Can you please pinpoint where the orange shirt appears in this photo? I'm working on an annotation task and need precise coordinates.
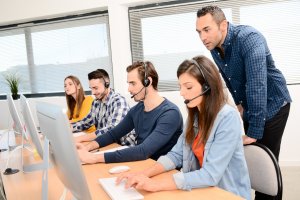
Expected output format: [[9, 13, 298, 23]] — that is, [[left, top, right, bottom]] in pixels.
[[192, 132, 205, 167], [68, 95, 96, 133]]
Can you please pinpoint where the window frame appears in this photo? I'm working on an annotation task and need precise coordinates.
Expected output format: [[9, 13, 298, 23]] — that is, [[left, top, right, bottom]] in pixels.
[[0, 10, 112, 100], [129, 0, 299, 92]]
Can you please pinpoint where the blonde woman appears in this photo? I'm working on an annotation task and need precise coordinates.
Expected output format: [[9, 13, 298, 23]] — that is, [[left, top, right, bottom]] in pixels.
[[64, 75, 96, 133]]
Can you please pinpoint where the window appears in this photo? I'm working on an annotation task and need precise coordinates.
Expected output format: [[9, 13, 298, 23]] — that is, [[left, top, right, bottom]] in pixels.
[[239, 1, 300, 84], [0, 12, 112, 96], [129, 0, 300, 91]]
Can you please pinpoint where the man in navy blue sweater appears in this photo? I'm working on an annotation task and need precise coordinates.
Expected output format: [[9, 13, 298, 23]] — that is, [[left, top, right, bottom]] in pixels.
[[77, 61, 183, 163]]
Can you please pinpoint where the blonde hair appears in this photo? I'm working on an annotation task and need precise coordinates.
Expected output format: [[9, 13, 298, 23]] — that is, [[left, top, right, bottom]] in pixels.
[[64, 75, 85, 119]]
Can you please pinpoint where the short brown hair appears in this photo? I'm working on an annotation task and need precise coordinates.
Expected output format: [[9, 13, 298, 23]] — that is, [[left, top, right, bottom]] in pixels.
[[88, 69, 110, 81], [197, 5, 226, 25], [126, 61, 159, 90]]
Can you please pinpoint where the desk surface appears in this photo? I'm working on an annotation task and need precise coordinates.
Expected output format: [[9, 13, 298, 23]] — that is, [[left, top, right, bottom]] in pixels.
[[0, 143, 244, 200]]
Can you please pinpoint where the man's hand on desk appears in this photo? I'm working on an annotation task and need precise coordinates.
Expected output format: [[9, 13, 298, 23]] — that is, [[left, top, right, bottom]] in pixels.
[[74, 136, 83, 144], [76, 142, 88, 150], [74, 132, 97, 143], [76, 141, 104, 164], [77, 148, 104, 164], [76, 140, 99, 151]]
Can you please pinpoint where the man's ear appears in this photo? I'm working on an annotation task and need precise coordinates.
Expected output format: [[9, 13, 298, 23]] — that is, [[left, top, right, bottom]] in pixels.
[[220, 20, 227, 32]]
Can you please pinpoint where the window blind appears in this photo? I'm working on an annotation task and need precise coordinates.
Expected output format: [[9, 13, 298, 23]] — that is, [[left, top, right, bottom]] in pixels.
[[129, 0, 300, 91], [0, 13, 112, 95]]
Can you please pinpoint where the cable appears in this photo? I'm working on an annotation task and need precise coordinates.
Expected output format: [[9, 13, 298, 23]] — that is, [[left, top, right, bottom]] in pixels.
[[0, 129, 9, 152], [59, 187, 68, 200], [3, 137, 21, 175]]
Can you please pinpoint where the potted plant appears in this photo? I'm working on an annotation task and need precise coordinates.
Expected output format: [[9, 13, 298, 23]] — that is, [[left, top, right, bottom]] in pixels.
[[3, 72, 20, 100]]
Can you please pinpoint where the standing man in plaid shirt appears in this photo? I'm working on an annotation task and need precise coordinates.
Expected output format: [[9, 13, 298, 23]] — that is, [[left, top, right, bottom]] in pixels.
[[71, 69, 135, 146], [196, 6, 291, 200]]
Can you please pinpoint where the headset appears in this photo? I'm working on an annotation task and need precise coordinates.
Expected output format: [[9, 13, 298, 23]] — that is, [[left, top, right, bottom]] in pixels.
[[96, 69, 110, 88], [142, 62, 150, 87], [190, 59, 210, 93], [103, 78, 110, 88]]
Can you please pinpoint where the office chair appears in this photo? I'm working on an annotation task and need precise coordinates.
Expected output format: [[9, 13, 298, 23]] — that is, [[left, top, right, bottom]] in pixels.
[[244, 142, 283, 200]]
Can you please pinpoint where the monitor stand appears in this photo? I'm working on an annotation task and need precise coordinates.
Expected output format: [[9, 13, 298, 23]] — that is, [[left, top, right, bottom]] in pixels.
[[2, 129, 19, 175], [0, 129, 13, 152], [20, 130, 52, 173], [41, 137, 49, 200]]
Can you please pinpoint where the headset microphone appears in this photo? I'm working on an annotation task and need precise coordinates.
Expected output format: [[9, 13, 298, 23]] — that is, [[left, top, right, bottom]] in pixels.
[[184, 87, 210, 104], [131, 86, 145, 98]]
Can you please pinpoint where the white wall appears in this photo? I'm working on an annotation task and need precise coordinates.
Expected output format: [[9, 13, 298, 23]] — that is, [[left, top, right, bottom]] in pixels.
[[0, 0, 108, 26], [279, 85, 300, 166], [0, 0, 299, 166]]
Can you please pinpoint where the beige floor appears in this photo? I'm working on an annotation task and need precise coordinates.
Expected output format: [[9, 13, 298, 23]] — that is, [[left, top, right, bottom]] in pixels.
[[251, 166, 300, 200]]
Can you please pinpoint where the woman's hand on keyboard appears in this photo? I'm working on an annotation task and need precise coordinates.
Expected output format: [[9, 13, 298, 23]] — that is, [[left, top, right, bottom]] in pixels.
[[125, 174, 159, 192], [116, 172, 159, 192], [116, 171, 144, 185], [116, 171, 141, 181]]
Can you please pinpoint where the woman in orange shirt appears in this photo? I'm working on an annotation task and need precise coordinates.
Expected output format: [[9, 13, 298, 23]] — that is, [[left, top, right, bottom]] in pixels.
[[64, 75, 96, 133]]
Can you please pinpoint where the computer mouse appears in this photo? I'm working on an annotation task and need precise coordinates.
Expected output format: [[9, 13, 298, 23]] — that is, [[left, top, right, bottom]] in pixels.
[[3, 167, 19, 175], [4, 168, 12, 174], [109, 165, 130, 174]]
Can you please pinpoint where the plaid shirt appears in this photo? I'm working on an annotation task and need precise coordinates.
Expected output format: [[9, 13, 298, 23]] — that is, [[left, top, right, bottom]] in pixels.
[[71, 89, 136, 146], [211, 22, 291, 139]]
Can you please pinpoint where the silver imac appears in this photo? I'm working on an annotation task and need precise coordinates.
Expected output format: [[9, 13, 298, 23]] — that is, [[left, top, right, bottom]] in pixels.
[[7, 94, 28, 141], [20, 94, 48, 173], [3, 94, 32, 175], [20, 94, 43, 158], [36, 101, 92, 200]]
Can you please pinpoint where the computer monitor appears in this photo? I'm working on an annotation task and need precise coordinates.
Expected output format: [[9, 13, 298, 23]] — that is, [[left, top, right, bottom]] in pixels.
[[36, 101, 92, 200], [20, 94, 43, 159], [7, 94, 28, 141]]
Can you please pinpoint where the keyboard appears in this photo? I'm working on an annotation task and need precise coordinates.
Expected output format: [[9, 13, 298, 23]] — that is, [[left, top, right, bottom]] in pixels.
[[98, 177, 144, 200], [0, 130, 16, 150], [81, 146, 129, 165], [94, 145, 129, 154]]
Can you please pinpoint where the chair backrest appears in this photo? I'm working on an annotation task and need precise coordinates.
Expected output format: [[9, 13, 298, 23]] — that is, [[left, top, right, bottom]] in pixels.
[[244, 142, 282, 200]]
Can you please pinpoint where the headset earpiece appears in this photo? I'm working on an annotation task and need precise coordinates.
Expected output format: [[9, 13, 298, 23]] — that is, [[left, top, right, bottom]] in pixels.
[[143, 78, 150, 87], [104, 81, 110, 88], [102, 77, 109, 88], [202, 83, 210, 93], [143, 62, 150, 87], [191, 59, 211, 94]]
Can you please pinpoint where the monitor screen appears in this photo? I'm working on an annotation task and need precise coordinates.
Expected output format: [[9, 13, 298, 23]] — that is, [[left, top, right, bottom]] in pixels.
[[20, 94, 43, 159], [7, 94, 28, 140], [36, 101, 91, 200]]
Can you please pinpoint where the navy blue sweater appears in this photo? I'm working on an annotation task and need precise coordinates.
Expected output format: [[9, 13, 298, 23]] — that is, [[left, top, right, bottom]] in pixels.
[[95, 98, 183, 163]]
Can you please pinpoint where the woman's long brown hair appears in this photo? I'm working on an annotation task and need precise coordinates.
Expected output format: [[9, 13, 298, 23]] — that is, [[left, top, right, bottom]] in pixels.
[[177, 56, 227, 145], [64, 75, 85, 120]]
